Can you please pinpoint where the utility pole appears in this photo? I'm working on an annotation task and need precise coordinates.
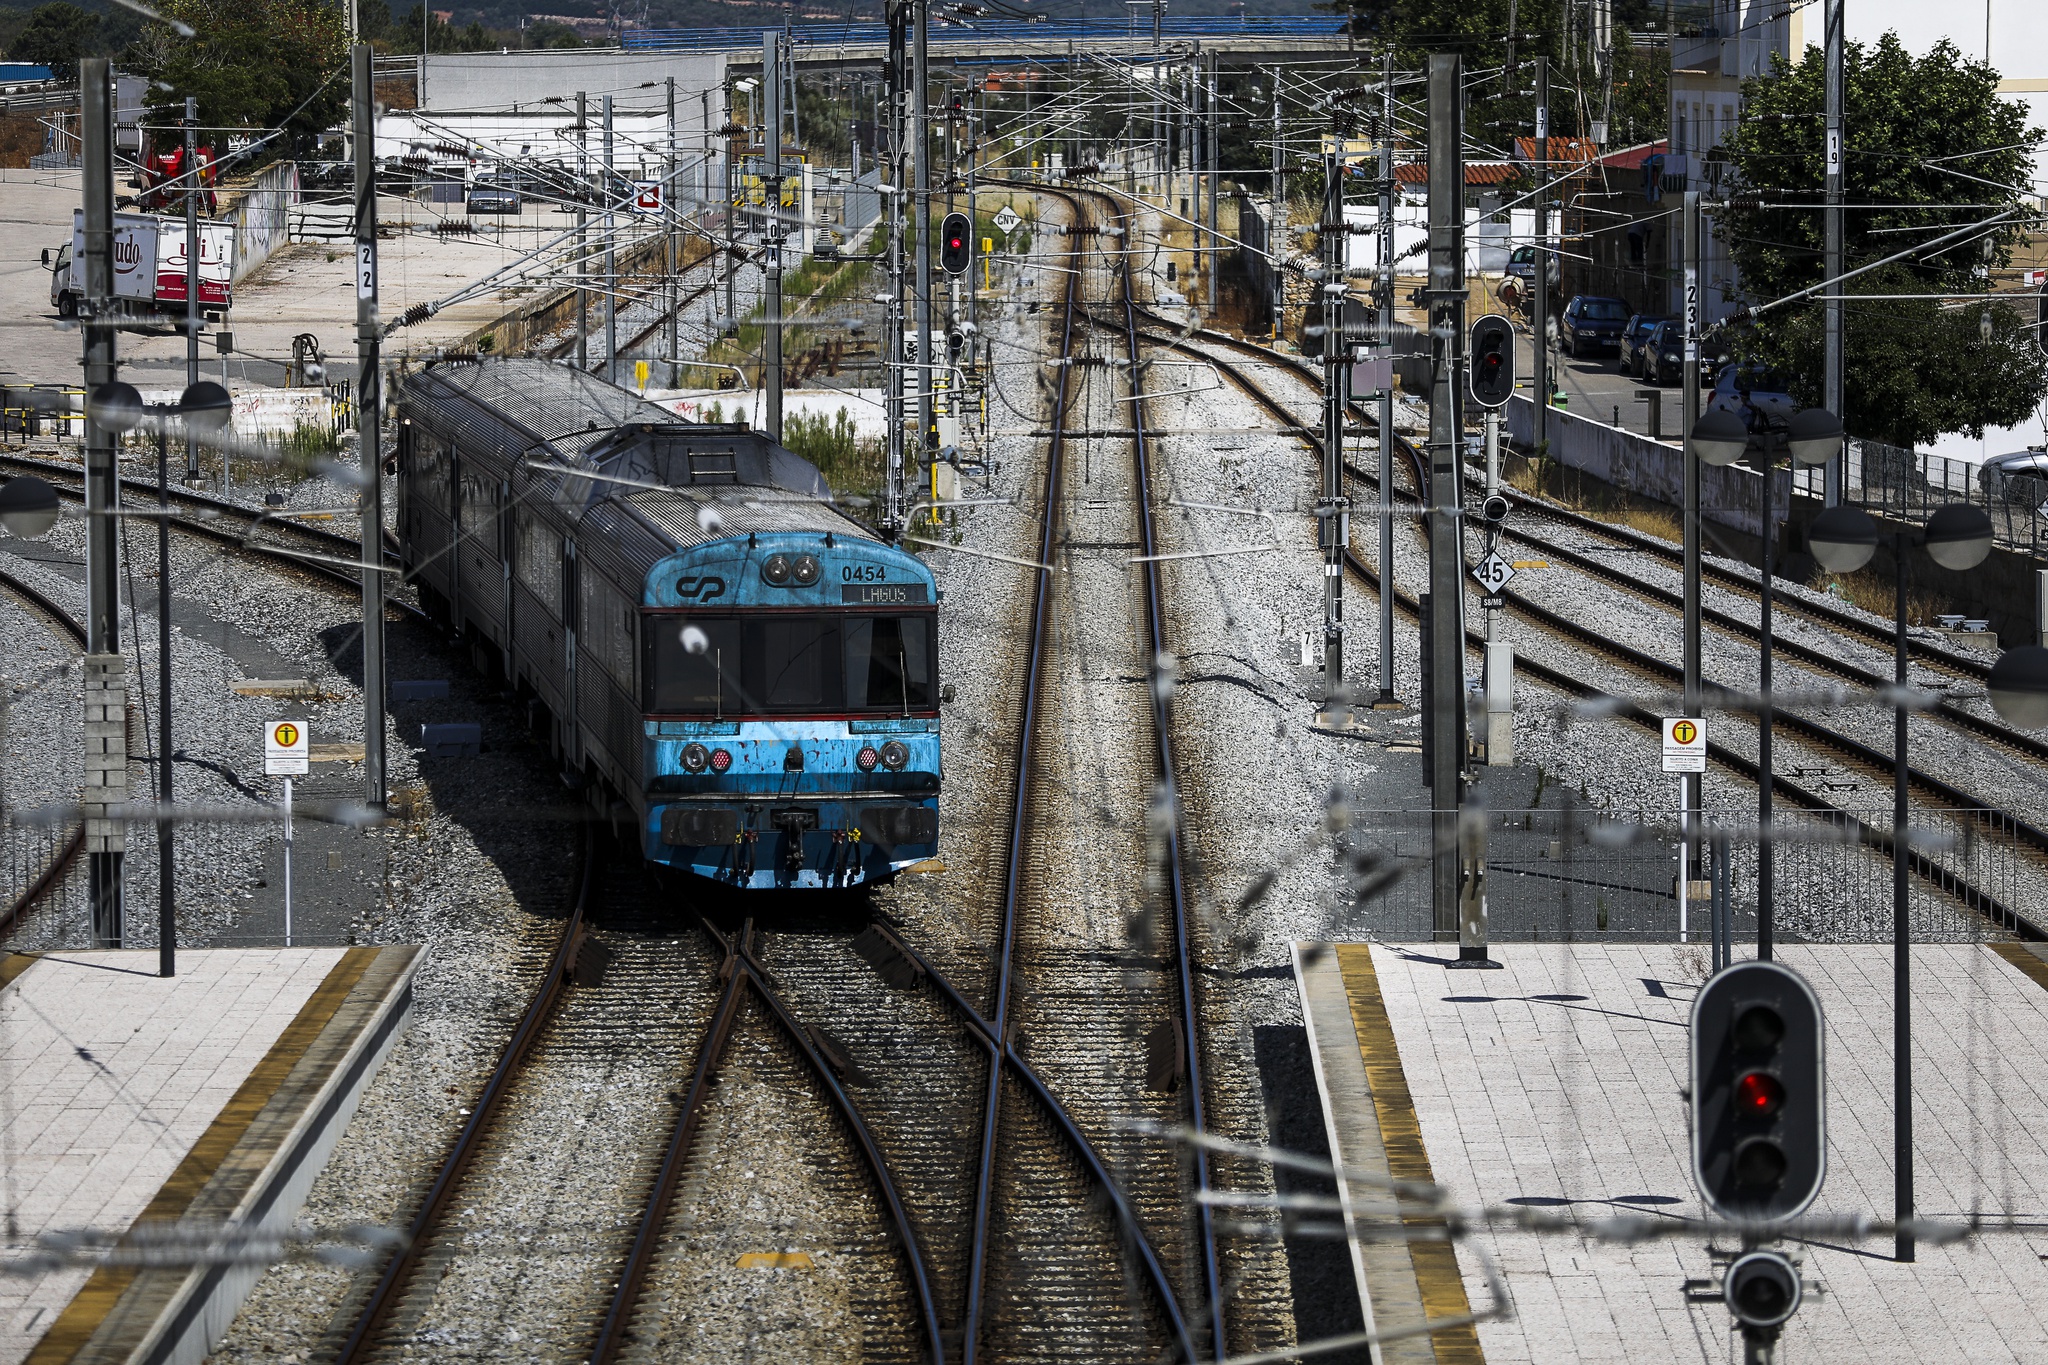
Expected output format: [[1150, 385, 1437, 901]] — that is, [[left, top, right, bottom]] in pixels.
[[575, 91, 587, 371], [603, 94, 617, 386], [1151, 0, 1164, 188], [354, 43, 387, 815], [1376, 50, 1396, 706], [763, 30, 784, 439], [667, 76, 679, 387], [1823, 0, 1844, 506], [81, 58, 125, 949], [913, 0, 935, 465], [1205, 50, 1218, 315], [1270, 78, 1282, 342], [183, 97, 199, 481], [724, 81, 737, 328], [1532, 56, 1550, 453], [1426, 53, 1466, 946], [1681, 189, 1704, 900], [1318, 138, 1346, 705], [883, 0, 909, 538]]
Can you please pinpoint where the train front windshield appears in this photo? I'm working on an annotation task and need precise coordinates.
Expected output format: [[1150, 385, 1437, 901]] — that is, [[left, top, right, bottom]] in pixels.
[[645, 613, 936, 716]]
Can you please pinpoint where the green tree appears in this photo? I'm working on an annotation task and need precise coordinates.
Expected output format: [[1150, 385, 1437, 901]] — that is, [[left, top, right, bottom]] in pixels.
[[9, 1, 98, 81], [129, 0, 347, 157], [1718, 33, 2047, 448]]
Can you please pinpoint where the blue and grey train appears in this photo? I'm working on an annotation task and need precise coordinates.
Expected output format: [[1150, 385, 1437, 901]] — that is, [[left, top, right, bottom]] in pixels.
[[395, 358, 940, 889]]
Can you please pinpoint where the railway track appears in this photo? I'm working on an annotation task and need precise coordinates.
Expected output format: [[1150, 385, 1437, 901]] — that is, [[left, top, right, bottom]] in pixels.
[[0, 566, 87, 934], [0, 450, 418, 615], [1131, 319, 2045, 939], [333, 840, 944, 1363]]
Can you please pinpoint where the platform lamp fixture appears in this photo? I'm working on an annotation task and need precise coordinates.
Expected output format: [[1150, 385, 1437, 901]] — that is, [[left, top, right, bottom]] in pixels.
[[1686, 402, 1843, 960], [85, 378, 233, 978], [1806, 496, 2000, 1265]]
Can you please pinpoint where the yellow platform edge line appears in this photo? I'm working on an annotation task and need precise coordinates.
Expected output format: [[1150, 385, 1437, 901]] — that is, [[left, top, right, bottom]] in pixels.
[[1333, 943, 1486, 1365], [24, 947, 379, 1365]]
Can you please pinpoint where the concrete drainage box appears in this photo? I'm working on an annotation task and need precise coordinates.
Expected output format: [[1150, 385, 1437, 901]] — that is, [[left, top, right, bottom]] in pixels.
[[420, 722, 481, 758]]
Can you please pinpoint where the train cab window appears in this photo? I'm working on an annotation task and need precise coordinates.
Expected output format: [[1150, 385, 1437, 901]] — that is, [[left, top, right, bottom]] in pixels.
[[750, 618, 829, 709], [646, 618, 741, 712], [843, 615, 933, 710], [644, 612, 938, 716]]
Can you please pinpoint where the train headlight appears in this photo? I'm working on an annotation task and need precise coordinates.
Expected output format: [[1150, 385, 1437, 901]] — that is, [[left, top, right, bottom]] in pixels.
[[761, 553, 792, 586], [709, 747, 733, 773], [681, 742, 710, 773], [856, 745, 880, 772], [791, 553, 821, 586], [879, 740, 910, 771]]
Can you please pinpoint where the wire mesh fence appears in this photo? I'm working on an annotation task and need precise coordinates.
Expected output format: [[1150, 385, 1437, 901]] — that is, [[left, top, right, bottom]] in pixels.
[[0, 806, 379, 952], [1338, 807, 2025, 945], [1791, 437, 2047, 558]]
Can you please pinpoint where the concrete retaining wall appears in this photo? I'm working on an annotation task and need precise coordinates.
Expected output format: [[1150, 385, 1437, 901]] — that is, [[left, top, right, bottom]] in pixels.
[[1505, 393, 1788, 540], [222, 160, 300, 282]]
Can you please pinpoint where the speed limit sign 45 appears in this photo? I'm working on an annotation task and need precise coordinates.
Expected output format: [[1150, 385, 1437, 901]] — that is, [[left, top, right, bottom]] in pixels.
[[1471, 551, 1516, 595]]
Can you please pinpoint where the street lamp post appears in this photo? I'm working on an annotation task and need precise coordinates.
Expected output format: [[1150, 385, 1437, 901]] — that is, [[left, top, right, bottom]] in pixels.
[[1807, 498, 1995, 1266], [1687, 403, 1844, 958], [83, 380, 232, 977]]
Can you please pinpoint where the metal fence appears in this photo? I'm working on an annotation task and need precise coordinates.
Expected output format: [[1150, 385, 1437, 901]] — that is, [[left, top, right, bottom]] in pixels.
[[1339, 807, 2024, 945], [0, 810, 376, 952], [1791, 437, 2048, 558]]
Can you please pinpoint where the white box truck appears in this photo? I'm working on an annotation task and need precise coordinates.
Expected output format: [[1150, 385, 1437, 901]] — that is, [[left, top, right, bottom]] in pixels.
[[48, 210, 234, 318]]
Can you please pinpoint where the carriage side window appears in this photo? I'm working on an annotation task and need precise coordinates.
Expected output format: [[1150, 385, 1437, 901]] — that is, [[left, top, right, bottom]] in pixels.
[[413, 437, 451, 513], [581, 574, 638, 682], [843, 615, 934, 710], [514, 508, 561, 607], [458, 473, 499, 557]]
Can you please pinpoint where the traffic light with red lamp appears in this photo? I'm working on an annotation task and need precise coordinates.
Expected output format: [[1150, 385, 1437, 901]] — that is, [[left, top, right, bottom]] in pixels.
[[1468, 314, 1515, 409], [941, 211, 972, 277], [1690, 960, 1824, 1355]]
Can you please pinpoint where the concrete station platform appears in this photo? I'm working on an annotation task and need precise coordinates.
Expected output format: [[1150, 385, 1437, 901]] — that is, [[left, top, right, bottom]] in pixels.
[[0, 945, 420, 1365], [1295, 940, 2048, 1364]]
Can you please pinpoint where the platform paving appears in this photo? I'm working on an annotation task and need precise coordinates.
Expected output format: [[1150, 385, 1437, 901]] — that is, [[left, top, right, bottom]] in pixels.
[[1299, 940, 2048, 1364], [0, 945, 418, 1365]]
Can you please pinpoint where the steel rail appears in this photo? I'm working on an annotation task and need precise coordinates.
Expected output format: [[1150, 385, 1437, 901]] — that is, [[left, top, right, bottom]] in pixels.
[[334, 829, 598, 1364], [955, 186, 1201, 1365], [1105, 198, 1226, 1361], [1126, 319, 2003, 686], [860, 920, 1198, 1356], [0, 566, 87, 935], [958, 182, 1079, 1365], [1117, 329, 2038, 939], [1130, 326, 2048, 885], [587, 924, 748, 1365], [1338, 543, 2037, 938], [731, 932, 950, 1365], [586, 907, 947, 1364], [0, 454, 424, 621]]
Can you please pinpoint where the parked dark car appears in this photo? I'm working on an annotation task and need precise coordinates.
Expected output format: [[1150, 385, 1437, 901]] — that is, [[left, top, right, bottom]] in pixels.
[[1641, 320, 1685, 385], [1639, 321, 1735, 386], [1560, 295, 1630, 357], [1619, 313, 1674, 376], [465, 172, 522, 214], [1506, 245, 1535, 283], [1980, 448, 2048, 504]]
